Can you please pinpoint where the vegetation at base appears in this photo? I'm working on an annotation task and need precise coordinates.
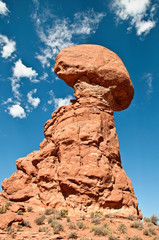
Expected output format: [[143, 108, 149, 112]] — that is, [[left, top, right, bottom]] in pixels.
[[0, 202, 11, 214], [130, 220, 143, 230], [91, 223, 112, 236], [68, 221, 76, 230], [68, 231, 78, 239], [21, 219, 31, 228], [27, 206, 33, 212], [34, 215, 45, 225], [50, 220, 64, 234], [38, 226, 48, 232], [118, 223, 127, 234], [76, 221, 85, 230], [131, 235, 143, 240]]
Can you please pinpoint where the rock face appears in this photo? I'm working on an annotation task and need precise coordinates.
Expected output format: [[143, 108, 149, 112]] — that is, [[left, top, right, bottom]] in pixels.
[[1, 45, 142, 218]]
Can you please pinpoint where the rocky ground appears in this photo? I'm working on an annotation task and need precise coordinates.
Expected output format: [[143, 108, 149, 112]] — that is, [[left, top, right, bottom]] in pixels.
[[0, 202, 158, 240]]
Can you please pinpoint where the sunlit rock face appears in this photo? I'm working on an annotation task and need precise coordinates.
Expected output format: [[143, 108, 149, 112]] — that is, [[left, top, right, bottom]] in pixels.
[[1, 44, 142, 219]]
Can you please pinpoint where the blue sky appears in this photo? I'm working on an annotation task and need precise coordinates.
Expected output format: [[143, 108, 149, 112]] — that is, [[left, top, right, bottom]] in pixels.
[[0, 0, 159, 218]]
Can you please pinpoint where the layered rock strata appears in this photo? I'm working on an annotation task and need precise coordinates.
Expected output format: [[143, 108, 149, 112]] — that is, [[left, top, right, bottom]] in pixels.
[[1, 45, 142, 218]]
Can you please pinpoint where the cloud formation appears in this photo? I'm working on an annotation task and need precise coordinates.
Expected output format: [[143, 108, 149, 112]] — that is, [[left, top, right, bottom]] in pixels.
[[13, 59, 38, 80], [0, 0, 9, 16], [33, 6, 105, 67], [8, 104, 26, 119], [144, 73, 153, 95], [111, 0, 157, 36], [0, 34, 16, 58], [27, 89, 40, 108], [48, 90, 73, 109]]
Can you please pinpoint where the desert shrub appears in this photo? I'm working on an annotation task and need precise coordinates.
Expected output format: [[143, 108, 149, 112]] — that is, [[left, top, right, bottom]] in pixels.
[[118, 223, 127, 234], [148, 227, 157, 235], [51, 220, 64, 234], [76, 221, 85, 230], [17, 209, 24, 215], [127, 215, 134, 221], [153, 237, 159, 240], [108, 235, 118, 240], [143, 229, 150, 236], [105, 214, 111, 218], [131, 220, 143, 230], [144, 217, 151, 222], [68, 231, 78, 239], [60, 209, 68, 218], [53, 211, 62, 220], [91, 215, 101, 225], [44, 208, 54, 215], [68, 221, 76, 230], [80, 237, 89, 240], [131, 235, 143, 240], [48, 216, 54, 224], [38, 226, 48, 232], [0, 204, 9, 214], [91, 223, 111, 236], [125, 237, 131, 240], [150, 214, 159, 225], [27, 206, 33, 212], [21, 219, 31, 228], [5, 226, 14, 234], [34, 215, 45, 225]]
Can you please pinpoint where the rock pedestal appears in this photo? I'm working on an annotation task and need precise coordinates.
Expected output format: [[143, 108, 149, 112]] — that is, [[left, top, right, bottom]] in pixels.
[[1, 45, 142, 219]]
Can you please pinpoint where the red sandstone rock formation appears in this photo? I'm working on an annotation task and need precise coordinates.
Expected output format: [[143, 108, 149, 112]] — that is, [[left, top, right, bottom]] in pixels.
[[0, 45, 142, 219]]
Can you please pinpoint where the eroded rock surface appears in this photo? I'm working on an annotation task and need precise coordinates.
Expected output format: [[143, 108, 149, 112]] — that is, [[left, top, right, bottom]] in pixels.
[[0, 45, 142, 220]]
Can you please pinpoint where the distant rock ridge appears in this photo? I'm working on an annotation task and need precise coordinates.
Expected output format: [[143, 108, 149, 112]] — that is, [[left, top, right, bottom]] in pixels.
[[0, 44, 142, 219]]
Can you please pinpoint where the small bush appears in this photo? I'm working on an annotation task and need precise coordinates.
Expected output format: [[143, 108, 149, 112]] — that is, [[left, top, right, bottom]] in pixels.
[[149, 227, 157, 235], [91, 223, 111, 236], [131, 235, 143, 240], [91, 215, 101, 225], [153, 237, 159, 240], [76, 221, 85, 230], [131, 220, 143, 230], [68, 231, 78, 239], [0, 204, 9, 214], [17, 209, 24, 215], [53, 211, 62, 220], [38, 226, 48, 232], [27, 206, 33, 212], [108, 235, 118, 240], [68, 221, 76, 230], [80, 237, 89, 240], [150, 214, 159, 226], [51, 220, 64, 234], [144, 217, 151, 222], [127, 215, 134, 221], [21, 219, 31, 228], [44, 208, 54, 215], [118, 223, 127, 234], [60, 209, 68, 218], [143, 229, 150, 236], [34, 215, 45, 225]]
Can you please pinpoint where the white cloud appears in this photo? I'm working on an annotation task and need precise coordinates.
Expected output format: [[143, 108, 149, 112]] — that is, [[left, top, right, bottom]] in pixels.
[[2, 97, 13, 105], [0, 34, 16, 58], [27, 89, 40, 108], [144, 73, 153, 95], [33, 7, 105, 67], [13, 59, 38, 81], [53, 95, 73, 109], [48, 90, 73, 109], [111, 0, 157, 36], [0, 0, 9, 15], [8, 104, 26, 119]]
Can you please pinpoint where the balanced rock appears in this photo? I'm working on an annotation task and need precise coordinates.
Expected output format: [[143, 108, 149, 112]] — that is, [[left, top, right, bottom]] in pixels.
[[1, 44, 142, 219]]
